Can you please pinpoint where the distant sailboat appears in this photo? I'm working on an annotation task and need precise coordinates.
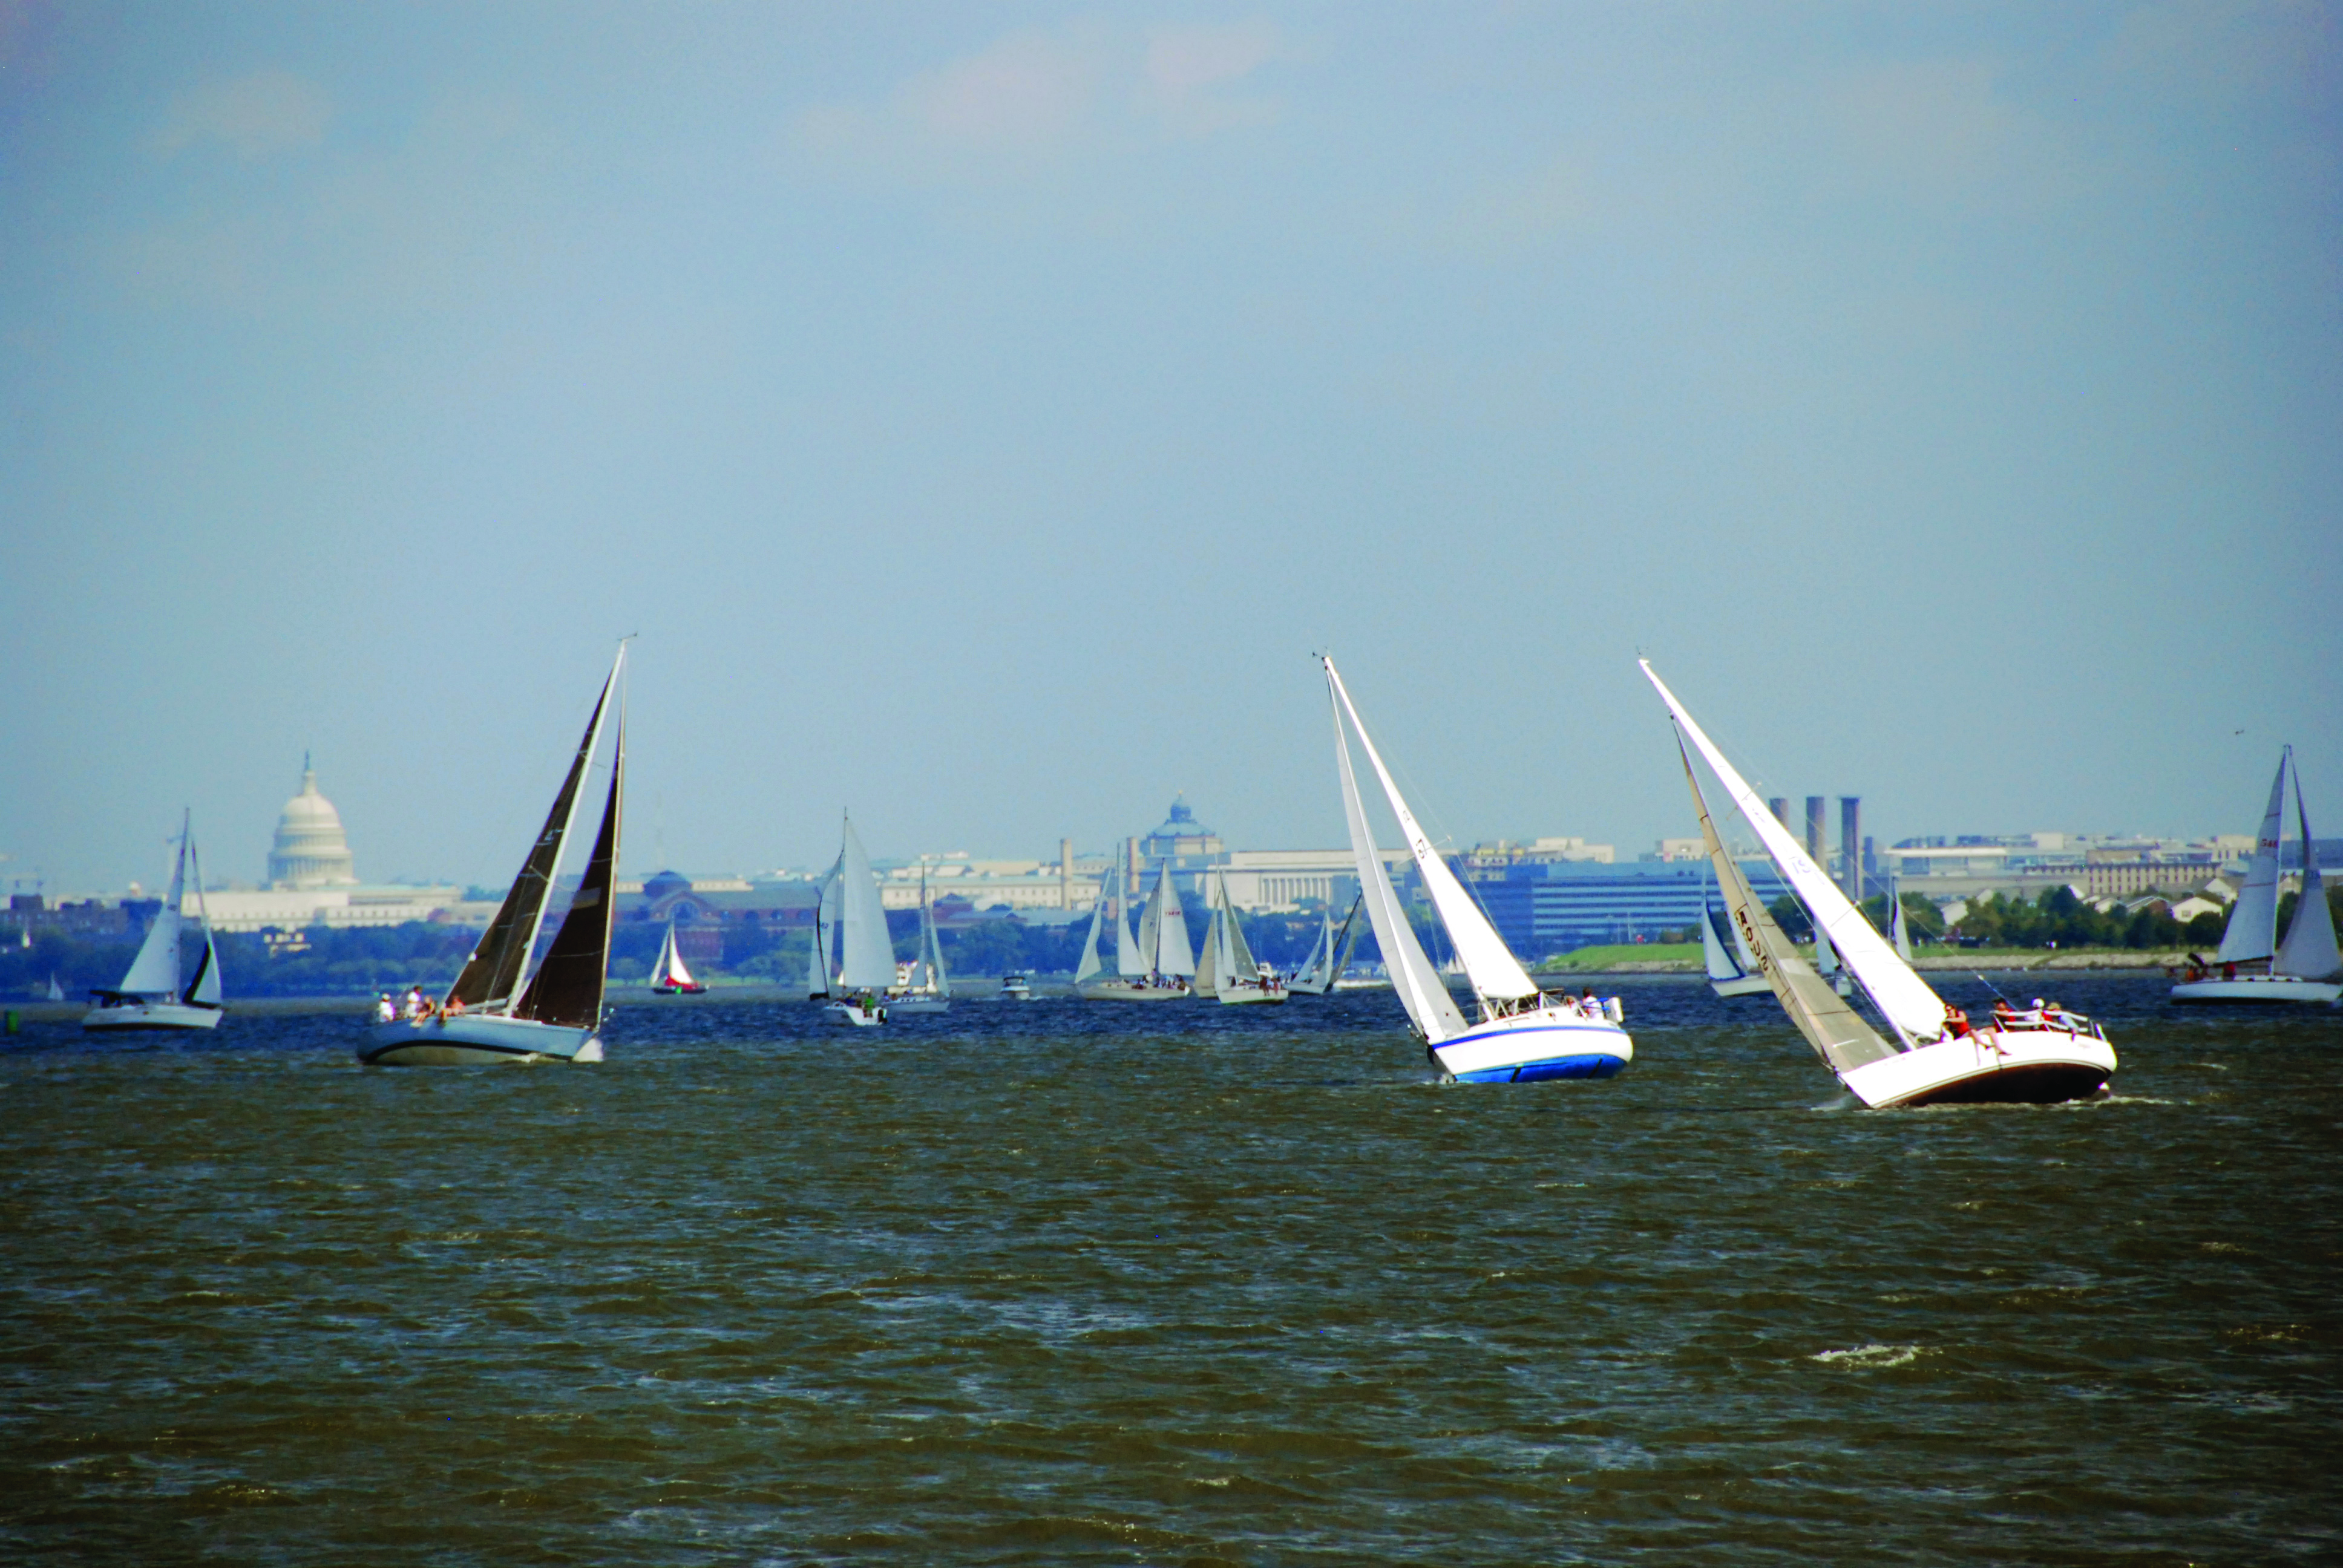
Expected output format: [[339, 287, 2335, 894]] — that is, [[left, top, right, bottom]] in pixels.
[[1701, 866, 1771, 998], [1194, 870, 1286, 1005], [650, 918, 706, 995], [84, 812, 224, 1032], [1287, 895, 1363, 995], [360, 645, 627, 1064], [1815, 924, 1853, 997], [1887, 875, 1917, 962], [889, 871, 951, 1014], [2172, 746, 2341, 1003], [821, 814, 895, 1025], [1137, 864, 1197, 984], [1325, 656, 1631, 1083], [1073, 868, 1188, 1001], [1645, 660, 2116, 1106], [45, 974, 64, 1002]]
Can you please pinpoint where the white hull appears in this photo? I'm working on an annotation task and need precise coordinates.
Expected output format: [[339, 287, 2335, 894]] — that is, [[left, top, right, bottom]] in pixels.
[[1840, 1028, 2115, 1109], [825, 1000, 886, 1027], [1214, 984, 1286, 1005], [2170, 976, 2341, 1004], [998, 980, 1033, 1001], [1075, 978, 1191, 1002], [83, 1000, 224, 1033], [359, 1014, 600, 1065], [1709, 974, 1772, 998], [1430, 1010, 1633, 1083], [887, 996, 951, 1014]]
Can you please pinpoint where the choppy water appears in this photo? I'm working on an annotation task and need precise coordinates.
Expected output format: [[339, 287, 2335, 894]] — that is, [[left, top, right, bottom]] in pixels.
[[2, 976, 2338, 1565]]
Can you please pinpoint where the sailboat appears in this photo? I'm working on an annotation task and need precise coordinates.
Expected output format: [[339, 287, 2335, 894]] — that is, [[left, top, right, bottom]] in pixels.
[[888, 871, 952, 1014], [2172, 746, 2341, 1002], [1644, 661, 2115, 1106], [1286, 895, 1363, 995], [84, 812, 224, 1031], [1136, 864, 1197, 986], [650, 918, 706, 994], [45, 975, 64, 1002], [1194, 870, 1287, 1004], [814, 814, 896, 1025], [359, 646, 626, 1065], [1073, 868, 1188, 1000], [1324, 657, 1631, 1083], [1701, 866, 1771, 998], [1887, 875, 1917, 962], [1815, 925, 1853, 997]]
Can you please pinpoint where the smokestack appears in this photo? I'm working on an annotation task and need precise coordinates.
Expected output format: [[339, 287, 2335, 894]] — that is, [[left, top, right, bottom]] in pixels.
[[1768, 797, 1790, 829], [1804, 797, 1826, 861], [1840, 797, 1861, 899], [1061, 837, 1074, 909], [1127, 836, 1141, 889]]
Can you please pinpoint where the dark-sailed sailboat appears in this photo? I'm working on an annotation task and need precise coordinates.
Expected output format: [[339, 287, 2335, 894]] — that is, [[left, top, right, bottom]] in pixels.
[[359, 646, 628, 1065]]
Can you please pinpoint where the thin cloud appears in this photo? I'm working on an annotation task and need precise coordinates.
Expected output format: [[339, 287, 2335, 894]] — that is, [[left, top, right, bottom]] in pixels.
[[1140, 20, 1283, 136], [152, 70, 331, 160]]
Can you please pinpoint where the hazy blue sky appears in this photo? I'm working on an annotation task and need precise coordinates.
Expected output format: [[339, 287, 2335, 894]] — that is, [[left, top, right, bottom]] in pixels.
[[4, 1, 2338, 893]]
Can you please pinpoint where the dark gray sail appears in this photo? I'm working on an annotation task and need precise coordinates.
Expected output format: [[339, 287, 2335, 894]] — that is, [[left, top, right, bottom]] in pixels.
[[517, 713, 624, 1029], [1678, 737, 1898, 1074], [445, 670, 614, 1012]]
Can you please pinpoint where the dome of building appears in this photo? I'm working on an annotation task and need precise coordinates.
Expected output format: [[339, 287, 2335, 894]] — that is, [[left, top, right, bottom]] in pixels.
[[269, 757, 359, 889]]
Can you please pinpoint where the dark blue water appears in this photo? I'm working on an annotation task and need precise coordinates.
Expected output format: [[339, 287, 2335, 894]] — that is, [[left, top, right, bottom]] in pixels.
[[2, 976, 2338, 1563]]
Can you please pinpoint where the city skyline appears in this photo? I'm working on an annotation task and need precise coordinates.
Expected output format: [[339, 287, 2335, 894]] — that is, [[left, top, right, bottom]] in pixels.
[[4, 4, 2337, 889]]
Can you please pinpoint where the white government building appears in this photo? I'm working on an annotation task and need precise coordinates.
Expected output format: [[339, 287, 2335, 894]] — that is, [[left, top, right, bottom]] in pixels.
[[181, 760, 467, 933]]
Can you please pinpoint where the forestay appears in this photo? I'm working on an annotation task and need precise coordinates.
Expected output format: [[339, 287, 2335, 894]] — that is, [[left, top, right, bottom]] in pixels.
[[2218, 751, 2288, 964], [1324, 658, 1466, 1043], [1324, 661, 1537, 1005], [1642, 661, 1950, 1047], [1680, 740, 1898, 1074]]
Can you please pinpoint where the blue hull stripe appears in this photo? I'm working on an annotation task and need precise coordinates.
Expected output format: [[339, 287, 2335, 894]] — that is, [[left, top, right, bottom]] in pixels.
[[1449, 1052, 1628, 1084]]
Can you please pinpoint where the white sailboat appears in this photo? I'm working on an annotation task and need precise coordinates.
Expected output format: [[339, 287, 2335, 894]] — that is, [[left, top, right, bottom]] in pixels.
[[45, 974, 64, 1002], [1887, 875, 1917, 962], [361, 645, 627, 1064], [1286, 895, 1363, 995], [1194, 870, 1286, 1004], [1645, 661, 2115, 1106], [84, 812, 224, 1031], [1324, 657, 1631, 1083], [888, 871, 952, 1014], [821, 814, 895, 1025], [1073, 868, 1188, 1000], [1137, 864, 1197, 984], [1701, 866, 1771, 998], [2172, 746, 2341, 1002], [650, 919, 706, 994]]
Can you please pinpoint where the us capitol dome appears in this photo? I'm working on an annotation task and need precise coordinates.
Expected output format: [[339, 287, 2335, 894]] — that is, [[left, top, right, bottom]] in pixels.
[[268, 756, 360, 890]]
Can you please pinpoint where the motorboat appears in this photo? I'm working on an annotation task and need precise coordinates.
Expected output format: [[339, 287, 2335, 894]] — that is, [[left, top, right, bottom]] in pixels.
[[84, 811, 224, 1032], [2171, 746, 2340, 1003], [361, 646, 627, 1064], [1644, 661, 2116, 1106], [1324, 656, 1630, 1083], [998, 972, 1033, 1001]]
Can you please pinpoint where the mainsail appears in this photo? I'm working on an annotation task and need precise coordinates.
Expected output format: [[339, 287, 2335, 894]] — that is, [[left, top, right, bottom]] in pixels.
[[1679, 738, 1899, 1074], [1325, 658, 1467, 1043], [116, 813, 189, 998], [184, 829, 221, 1008], [1075, 869, 1110, 985], [1641, 661, 1950, 1047], [447, 652, 620, 1012], [519, 707, 625, 1028], [2275, 750, 2342, 980], [835, 815, 896, 991], [1115, 870, 1146, 978], [916, 884, 952, 997], [1147, 868, 1196, 978], [1888, 877, 1915, 962], [1325, 662, 1536, 1006], [2217, 751, 2289, 965]]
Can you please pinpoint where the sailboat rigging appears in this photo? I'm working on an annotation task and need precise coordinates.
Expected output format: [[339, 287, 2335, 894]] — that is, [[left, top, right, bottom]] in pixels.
[[1324, 656, 1631, 1083], [1644, 659, 2116, 1106], [359, 645, 628, 1065]]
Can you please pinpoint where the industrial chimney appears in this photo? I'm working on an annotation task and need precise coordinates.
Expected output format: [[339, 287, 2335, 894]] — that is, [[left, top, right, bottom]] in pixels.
[[1804, 797, 1826, 862], [1840, 797, 1862, 899]]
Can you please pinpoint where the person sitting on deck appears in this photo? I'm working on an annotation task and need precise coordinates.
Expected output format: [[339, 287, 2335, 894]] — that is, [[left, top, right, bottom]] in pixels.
[[1944, 1005, 1971, 1039]]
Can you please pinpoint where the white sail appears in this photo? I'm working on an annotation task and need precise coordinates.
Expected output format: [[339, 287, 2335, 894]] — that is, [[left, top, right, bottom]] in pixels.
[[1701, 877, 1742, 983], [1193, 894, 1224, 999], [185, 831, 221, 1007], [46, 975, 63, 1001], [659, 922, 697, 987], [1074, 869, 1109, 984], [811, 856, 842, 994], [1151, 869, 1196, 977], [1816, 926, 1840, 978], [836, 815, 896, 991], [1299, 907, 1336, 988], [1889, 879, 1915, 962], [1114, 869, 1146, 977], [1221, 877, 1260, 979], [2218, 751, 2289, 964], [1642, 661, 1950, 1046], [2275, 753, 2341, 979], [922, 891, 951, 998], [116, 814, 189, 997], [1325, 658, 1467, 1042], [1325, 662, 1536, 1005]]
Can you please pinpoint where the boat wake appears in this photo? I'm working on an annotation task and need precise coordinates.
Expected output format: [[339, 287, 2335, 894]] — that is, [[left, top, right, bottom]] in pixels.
[[1810, 1343, 1925, 1370]]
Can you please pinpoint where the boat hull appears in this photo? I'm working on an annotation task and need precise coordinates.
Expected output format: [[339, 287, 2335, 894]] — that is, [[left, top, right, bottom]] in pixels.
[[1431, 1013, 1633, 1083], [1214, 985, 1286, 1006], [82, 1001, 224, 1033], [1709, 975, 1772, 998], [886, 996, 951, 1014], [824, 1001, 886, 1027], [1840, 1028, 2115, 1109], [2169, 976, 2342, 1004], [359, 1015, 601, 1065], [1074, 979, 1191, 1001]]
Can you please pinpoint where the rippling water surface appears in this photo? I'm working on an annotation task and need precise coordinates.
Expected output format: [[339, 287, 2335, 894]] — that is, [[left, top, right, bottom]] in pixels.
[[3, 977, 2338, 1564]]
